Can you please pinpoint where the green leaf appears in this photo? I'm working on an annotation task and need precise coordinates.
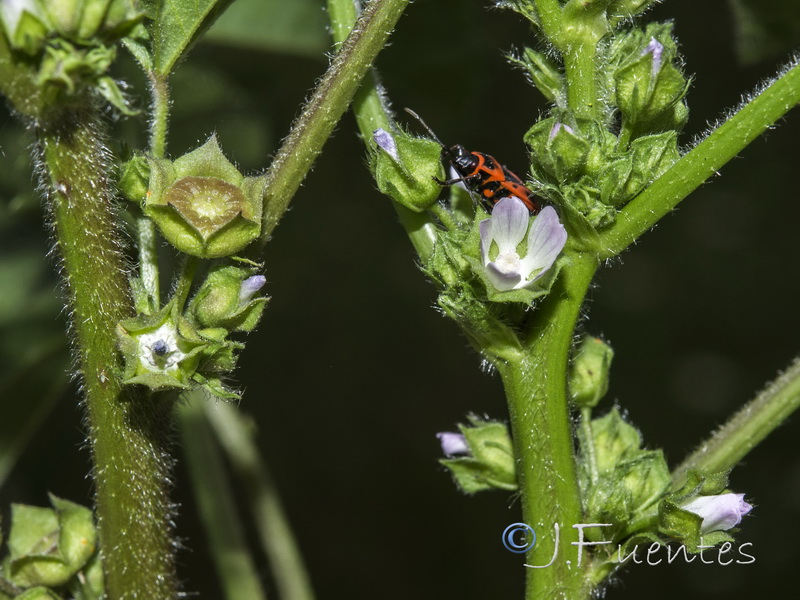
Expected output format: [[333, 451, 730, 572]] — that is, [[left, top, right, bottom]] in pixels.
[[204, 0, 328, 57], [148, 0, 238, 75]]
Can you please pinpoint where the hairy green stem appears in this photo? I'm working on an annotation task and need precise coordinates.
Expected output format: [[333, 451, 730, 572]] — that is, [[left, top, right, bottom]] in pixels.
[[601, 58, 800, 257], [136, 71, 172, 304], [261, 0, 409, 239], [327, 0, 438, 262], [560, 1, 607, 119], [672, 355, 800, 488], [207, 401, 316, 600], [534, 0, 564, 42], [177, 394, 268, 600], [501, 252, 598, 600], [38, 108, 177, 600]]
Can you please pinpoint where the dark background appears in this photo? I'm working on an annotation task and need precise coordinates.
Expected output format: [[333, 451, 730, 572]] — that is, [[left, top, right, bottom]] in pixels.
[[2, 0, 799, 598]]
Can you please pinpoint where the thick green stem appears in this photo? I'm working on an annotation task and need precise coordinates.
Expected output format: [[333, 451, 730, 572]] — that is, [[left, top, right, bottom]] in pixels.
[[559, 1, 607, 118], [177, 395, 268, 600], [601, 58, 800, 257], [672, 355, 800, 488], [261, 0, 410, 239], [327, 0, 438, 262], [500, 252, 598, 600], [39, 109, 177, 600]]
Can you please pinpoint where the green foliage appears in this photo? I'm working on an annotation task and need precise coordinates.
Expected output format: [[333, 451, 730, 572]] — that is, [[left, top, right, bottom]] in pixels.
[[139, 0, 236, 75], [2, 496, 97, 589]]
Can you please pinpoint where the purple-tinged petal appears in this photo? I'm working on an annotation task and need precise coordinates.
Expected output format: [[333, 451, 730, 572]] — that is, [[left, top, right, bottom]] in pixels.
[[436, 432, 470, 457], [489, 197, 530, 254], [239, 275, 266, 305], [485, 261, 524, 292], [681, 493, 753, 534], [642, 37, 664, 77], [549, 122, 575, 141], [373, 128, 399, 162], [518, 206, 567, 281]]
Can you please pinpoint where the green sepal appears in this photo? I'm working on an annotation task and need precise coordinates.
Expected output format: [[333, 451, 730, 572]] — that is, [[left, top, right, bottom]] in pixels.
[[657, 470, 732, 551], [508, 47, 565, 104], [494, 1, 540, 28], [2, 7, 51, 55], [440, 417, 517, 494], [66, 551, 104, 600], [118, 153, 151, 205], [570, 336, 614, 408], [189, 264, 268, 332], [578, 409, 671, 539], [12, 588, 62, 600], [371, 130, 444, 212], [607, 0, 659, 21], [145, 136, 265, 258], [600, 131, 680, 207], [6, 496, 96, 588]]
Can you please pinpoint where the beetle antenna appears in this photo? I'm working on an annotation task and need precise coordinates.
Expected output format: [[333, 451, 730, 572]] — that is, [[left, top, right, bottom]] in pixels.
[[404, 108, 446, 148], [404, 108, 458, 161]]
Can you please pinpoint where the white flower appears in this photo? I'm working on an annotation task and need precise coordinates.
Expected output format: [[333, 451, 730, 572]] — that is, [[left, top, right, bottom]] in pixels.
[[436, 432, 469, 457], [681, 493, 753, 533], [479, 199, 567, 291], [138, 322, 187, 372]]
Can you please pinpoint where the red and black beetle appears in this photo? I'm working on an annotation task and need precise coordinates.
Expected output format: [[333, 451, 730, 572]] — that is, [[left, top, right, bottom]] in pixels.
[[405, 108, 541, 215]]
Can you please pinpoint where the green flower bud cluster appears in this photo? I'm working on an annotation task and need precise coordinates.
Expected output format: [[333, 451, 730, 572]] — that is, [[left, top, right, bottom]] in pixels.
[[0, 496, 103, 600], [503, 9, 689, 236], [0, 0, 141, 114], [577, 409, 671, 542], [117, 262, 268, 400], [438, 417, 517, 494]]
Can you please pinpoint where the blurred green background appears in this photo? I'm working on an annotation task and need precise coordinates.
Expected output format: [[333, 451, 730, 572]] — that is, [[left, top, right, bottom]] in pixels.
[[2, 0, 799, 598]]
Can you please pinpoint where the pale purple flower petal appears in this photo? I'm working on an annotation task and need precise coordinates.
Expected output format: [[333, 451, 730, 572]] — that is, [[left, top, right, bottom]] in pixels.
[[549, 122, 575, 141], [436, 432, 470, 457], [682, 493, 753, 534], [373, 128, 399, 162], [487, 197, 530, 254], [518, 206, 568, 282], [642, 37, 664, 77], [239, 275, 266, 306]]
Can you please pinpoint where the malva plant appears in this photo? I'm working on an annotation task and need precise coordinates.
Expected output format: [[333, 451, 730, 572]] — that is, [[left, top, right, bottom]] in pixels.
[[0, 0, 798, 599]]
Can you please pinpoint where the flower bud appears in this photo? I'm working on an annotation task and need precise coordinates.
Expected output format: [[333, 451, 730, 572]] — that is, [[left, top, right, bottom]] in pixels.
[[145, 136, 266, 258], [612, 24, 689, 136], [5, 496, 96, 588], [189, 265, 268, 332], [570, 336, 613, 408], [118, 154, 150, 205], [438, 417, 517, 494], [681, 493, 753, 534], [371, 127, 444, 212]]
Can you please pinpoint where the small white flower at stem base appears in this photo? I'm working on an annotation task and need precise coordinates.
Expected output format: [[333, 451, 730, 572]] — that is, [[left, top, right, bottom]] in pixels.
[[681, 493, 753, 534], [480, 199, 567, 291], [436, 432, 469, 457]]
